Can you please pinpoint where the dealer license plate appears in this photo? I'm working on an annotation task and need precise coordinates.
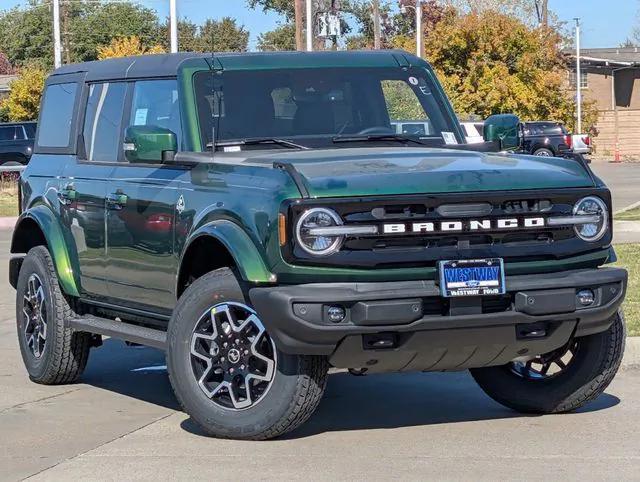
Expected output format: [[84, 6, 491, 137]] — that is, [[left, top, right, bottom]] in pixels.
[[439, 258, 505, 297]]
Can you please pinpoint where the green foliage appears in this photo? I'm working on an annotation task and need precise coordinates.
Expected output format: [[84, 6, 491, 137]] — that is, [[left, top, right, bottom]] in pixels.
[[422, 10, 597, 132], [257, 24, 296, 51], [246, 0, 295, 20], [381, 80, 425, 120], [0, 2, 55, 69], [200, 18, 250, 52]]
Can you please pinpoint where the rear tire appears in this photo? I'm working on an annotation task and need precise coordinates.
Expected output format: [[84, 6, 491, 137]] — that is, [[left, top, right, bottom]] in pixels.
[[16, 246, 92, 384], [167, 268, 329, 440], [533, 148, 554, 157], [470, 311, 625, 413]]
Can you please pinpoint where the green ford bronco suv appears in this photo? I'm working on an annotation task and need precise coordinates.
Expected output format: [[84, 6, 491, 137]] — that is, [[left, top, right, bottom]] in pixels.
[[11, 51, 627, 440]]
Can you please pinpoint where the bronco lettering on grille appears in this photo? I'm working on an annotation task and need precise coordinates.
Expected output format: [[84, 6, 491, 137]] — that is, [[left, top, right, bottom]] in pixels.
[[381, 217, 545, 234]]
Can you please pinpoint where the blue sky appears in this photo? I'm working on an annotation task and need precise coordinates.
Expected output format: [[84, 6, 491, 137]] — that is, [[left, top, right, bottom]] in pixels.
[[1, 0, 638, 49]]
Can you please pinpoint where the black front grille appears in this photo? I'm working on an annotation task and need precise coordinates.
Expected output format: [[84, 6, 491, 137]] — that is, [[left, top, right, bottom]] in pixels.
[[283, 187, 612, 269]]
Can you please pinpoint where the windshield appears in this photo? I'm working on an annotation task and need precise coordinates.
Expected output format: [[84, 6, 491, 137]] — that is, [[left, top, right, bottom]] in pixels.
[[193, 67, 462, 149]]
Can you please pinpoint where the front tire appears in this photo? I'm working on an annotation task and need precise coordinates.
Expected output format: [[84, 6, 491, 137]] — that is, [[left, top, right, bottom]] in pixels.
[[16, 246, 92, 384], [167, 268, 329, 440], [470, 311, 626, 414]]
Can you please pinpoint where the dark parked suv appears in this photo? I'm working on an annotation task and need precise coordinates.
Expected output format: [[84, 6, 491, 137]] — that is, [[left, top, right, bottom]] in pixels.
[[521, 121, 573, 157], [0, 121, 36, 165], [10, 52, 627, 440]]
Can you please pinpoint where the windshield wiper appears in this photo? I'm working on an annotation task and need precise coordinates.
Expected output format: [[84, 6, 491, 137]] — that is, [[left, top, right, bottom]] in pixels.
[[332, 134, 426, 146], [211, 137, 309, 150]]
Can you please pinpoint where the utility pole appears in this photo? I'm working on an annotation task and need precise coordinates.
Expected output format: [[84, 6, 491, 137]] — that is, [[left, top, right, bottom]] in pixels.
[[416, 0, 422, 58], [52, 0, 62, 68], [535, 0, 548, 27], [372, 0, 381, 50], [306, 0, 313, 51], [170, 0, 178, 53], [295, 0, 305, 51], [575, 18, 582, 134]]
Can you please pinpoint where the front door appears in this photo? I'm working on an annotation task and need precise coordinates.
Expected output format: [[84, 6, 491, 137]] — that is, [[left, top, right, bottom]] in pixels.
[[105, 79, 183, 311]]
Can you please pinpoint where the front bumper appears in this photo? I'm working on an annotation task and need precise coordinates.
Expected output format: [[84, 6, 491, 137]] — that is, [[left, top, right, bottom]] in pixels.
[[249, 267, 627, 373]]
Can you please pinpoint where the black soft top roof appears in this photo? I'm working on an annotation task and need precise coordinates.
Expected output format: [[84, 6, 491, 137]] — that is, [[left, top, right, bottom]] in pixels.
[[48, 50, 418, 82]]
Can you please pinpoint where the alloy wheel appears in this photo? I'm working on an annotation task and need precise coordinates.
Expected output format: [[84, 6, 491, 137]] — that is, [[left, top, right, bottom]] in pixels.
[[189, 302, 276, 410], [22, 273, 48, 359], [510, 340, 579, 380]]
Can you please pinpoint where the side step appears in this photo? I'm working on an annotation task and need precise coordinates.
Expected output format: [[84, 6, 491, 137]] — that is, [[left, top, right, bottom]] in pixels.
[[68, 316, 167, 350]]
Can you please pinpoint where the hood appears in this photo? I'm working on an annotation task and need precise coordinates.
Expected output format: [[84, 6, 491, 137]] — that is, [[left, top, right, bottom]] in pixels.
[[243, 147, 595, 198]]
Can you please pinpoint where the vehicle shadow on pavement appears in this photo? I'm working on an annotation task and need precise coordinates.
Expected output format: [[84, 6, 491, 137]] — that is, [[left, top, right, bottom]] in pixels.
[[180, 370, 620, 440], [79, 340, 620, 438], [80, 339, 179, 411]]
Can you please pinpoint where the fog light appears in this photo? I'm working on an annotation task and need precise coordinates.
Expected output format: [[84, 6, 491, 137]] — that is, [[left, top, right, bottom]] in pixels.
[[327, 306, 346, 323], [577, 289, 595, 307]]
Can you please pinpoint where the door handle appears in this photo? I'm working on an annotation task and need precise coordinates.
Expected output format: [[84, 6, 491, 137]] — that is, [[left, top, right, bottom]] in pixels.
[[57, 186, 76, 205], [106, 192, 128, 210]]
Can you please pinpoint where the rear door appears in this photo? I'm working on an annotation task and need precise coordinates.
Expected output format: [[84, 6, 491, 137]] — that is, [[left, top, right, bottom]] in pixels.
[[60, 81, 127, 298], [105, 79, 183, 312]]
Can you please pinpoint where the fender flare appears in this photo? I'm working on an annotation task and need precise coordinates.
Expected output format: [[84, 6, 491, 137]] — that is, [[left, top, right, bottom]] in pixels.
[[11, 206, 80, 297], [180, 219, 275, 284]]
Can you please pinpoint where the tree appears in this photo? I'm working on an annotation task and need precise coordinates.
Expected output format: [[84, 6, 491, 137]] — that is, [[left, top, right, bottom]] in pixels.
[[199, 17, 250, 52], [0, 1, 164, 68], [258, 24, 297, 51], [422, 10, 597, 131], [97, 36, 165, 60], [246, 0, 295, 20], [0, 66, 46, 121]]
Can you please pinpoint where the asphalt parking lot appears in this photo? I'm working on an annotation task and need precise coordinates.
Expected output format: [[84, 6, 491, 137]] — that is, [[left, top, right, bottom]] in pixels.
[[0, 229, 639, 481]]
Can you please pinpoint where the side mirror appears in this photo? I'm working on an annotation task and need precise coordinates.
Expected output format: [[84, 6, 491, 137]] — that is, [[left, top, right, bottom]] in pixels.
[[124, 125, 177, 163], [483, 114, 521, 151]]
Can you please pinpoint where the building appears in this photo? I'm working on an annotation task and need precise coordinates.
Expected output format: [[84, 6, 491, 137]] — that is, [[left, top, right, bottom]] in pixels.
[[0, 74, 18, 101], [568, 47, 640, 160]]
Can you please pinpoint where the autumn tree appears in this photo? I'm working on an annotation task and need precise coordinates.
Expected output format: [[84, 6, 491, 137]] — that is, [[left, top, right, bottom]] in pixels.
[[0, 66, 46, 121], [97, 36, 165, 60], [422, 10, 597, 131]]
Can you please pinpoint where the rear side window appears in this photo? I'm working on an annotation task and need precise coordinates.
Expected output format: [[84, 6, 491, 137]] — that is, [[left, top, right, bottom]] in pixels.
[[83, 82, 127, 162], [0, 126, 16, 141], [23, 124, 36, 139], [37, 82, 78, 148]]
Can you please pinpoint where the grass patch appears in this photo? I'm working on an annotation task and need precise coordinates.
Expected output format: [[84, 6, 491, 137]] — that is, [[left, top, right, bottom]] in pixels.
[[0, 183, 18, 217], [613, 244, 640, 336], [615, 206, 640, 221]]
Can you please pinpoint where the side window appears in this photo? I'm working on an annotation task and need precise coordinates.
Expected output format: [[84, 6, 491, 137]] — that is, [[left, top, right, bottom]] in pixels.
[[381, 80, 431, 134], [129, 80, 181, 148], [0, 126, 16, 141], [83, 82, 127, 162], [24, 124, 37, 139], [37, 82, 78, 148]]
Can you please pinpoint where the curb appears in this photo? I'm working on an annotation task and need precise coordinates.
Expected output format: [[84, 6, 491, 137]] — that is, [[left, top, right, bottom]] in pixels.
[[622, 337, 640, 369], [0, 217, 17, 230]]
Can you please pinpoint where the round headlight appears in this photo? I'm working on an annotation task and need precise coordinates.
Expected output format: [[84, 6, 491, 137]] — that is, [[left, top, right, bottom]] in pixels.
[[295, 208, 343, 256], [573, 196, 608, 242]]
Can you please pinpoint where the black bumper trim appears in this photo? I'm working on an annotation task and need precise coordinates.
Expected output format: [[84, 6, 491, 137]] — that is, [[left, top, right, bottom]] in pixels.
[[248, 268, 627, 359]]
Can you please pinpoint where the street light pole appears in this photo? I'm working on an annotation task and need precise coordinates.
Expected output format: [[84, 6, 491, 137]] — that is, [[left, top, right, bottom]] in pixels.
[[575, 18, 582, 134], [416, 0, 422, 58], [52, 0, 62, 68], [306, 0, 313, 51], [170, 0, 178, 53]]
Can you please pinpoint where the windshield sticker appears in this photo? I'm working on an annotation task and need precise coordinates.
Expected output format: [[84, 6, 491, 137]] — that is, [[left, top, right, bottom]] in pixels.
[[442, 132, 458, 145], [408, 76, 419, 86], [223, 146, 241, 152], [134, 108, 148, 126]]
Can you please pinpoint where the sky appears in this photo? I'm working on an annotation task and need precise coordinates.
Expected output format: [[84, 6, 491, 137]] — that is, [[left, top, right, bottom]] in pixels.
[[0, 0, 638, 50]]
